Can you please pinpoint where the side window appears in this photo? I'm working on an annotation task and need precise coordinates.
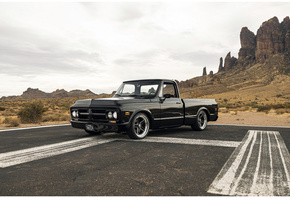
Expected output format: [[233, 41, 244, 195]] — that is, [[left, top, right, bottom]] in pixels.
[[163, 83, 177, 98], [140, 84, 158, 96]]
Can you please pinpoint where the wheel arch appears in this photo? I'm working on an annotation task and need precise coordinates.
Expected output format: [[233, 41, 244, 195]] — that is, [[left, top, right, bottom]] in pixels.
[[197, 107, 210, 119], [128, 109, 154, 129]]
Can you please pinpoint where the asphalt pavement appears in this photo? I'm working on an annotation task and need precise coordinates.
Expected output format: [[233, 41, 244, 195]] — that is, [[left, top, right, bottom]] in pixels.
[[0, 124, 289, 196]]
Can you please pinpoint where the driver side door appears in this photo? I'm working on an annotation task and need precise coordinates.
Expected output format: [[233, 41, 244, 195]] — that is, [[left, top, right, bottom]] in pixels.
[[159, 82, 184, 127]]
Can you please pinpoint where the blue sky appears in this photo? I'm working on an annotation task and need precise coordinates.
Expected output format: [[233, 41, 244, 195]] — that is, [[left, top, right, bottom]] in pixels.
[[0, 1, 290, 97]]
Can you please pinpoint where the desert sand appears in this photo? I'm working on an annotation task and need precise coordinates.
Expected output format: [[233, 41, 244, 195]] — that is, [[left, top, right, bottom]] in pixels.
[[215, 111, 290, 127], [0, 111, 289, 130]]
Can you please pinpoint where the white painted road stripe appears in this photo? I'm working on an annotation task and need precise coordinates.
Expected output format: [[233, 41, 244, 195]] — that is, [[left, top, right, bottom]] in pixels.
[[0, 137, 115, 168], [0, 135, 240, 168], [1, 123, 289, 134], [207, 130, 290, 196], [135, 137, 240, 148], [0, 124, 70, 133], [209, 123, 290, 129]]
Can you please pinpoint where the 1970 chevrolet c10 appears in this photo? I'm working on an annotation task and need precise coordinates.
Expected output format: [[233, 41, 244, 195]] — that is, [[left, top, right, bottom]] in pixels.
[[70, 79, 218, 139]]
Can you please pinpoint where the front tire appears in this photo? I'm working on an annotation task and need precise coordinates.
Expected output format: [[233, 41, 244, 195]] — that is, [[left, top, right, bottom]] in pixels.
[[191, 110, 208, 131], [127, 113, 150, 139]]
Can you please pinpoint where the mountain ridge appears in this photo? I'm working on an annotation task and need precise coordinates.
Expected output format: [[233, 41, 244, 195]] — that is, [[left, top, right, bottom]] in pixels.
[[178, 16, 290, 104], [2, 16, 289, 102], [1, 88, 101, 99]]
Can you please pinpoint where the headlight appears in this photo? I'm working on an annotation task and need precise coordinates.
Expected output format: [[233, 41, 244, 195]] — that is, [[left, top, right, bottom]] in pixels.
[[113, 111, 118, 119], [72, 110, 79, 118], [107, 111, 113, 119], [107, 111, 117, 119]]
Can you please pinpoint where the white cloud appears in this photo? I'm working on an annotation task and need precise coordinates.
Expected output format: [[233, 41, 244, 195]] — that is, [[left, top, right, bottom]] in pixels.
[[0, 2, 290, 97]]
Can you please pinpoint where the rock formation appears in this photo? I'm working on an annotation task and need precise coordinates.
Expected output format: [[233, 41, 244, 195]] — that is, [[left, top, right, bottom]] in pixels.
[[51, 89, 69, 98], [202, 67, 207, 76], [209, 71, 214, 78], [18, 88, 98, 99], [286, 30, 290, 52], [218, 16, 290, 72], [224, 52, 237, 71], [21, 88, 50, 99], [218, 57, 224, 72], [255, 16, 290, 62], [238, 27, 256, 61], [282, 16, 290, 52], [255, 17, 284, 61]]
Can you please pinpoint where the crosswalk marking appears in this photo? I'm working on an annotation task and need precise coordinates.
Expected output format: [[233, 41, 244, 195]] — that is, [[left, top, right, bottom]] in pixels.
[[1, 130, 290, 196], [0, 137, 115, 168], [0, 135, 239, 168], [133, 136, 240, 148], [207, 130, 290, 196]]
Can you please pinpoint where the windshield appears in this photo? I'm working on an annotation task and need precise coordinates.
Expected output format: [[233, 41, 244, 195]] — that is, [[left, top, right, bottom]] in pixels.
[[114, 80, 160, 98]]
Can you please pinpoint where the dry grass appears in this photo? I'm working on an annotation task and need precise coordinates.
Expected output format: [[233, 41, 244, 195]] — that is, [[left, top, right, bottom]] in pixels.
[[1, 72, 289, 129], [0, 93, 114, 129], [0, 97, 95, 128]]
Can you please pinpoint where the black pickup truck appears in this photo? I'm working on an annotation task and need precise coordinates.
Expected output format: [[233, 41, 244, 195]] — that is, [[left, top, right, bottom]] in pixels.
[[70, 79, 218, 139]]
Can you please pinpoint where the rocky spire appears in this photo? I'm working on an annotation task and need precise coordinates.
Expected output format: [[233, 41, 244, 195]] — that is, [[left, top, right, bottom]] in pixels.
[[202, 67, 207, 76], [255, 16, 284, 61], [282, 16, 290, 52], [218, 57, 224, 72], [209, 71, 214, 78], [238, 27, 256, 61]]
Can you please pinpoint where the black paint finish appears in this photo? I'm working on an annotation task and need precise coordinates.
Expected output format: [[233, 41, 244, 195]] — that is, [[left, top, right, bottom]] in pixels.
[[70, 79, 218, 132]]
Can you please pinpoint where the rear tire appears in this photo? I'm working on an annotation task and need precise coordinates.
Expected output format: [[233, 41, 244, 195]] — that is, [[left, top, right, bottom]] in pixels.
[[191, 110, 207, 131], [127, 113, 150, 139]]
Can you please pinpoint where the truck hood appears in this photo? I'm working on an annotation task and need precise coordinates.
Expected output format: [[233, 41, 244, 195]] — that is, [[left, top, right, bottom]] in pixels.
[[71, 97, 150, 108]]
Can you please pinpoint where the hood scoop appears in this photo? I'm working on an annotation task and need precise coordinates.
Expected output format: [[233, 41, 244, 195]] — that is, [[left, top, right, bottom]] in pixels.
[[91, 98, 118, 106]]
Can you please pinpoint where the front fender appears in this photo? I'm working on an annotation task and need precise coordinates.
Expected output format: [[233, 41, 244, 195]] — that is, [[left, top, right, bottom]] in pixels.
[[126, 109, 154, 129]]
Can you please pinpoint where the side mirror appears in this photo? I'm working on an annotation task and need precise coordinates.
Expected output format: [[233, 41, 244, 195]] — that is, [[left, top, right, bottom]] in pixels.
[[159, 97, 166, 103]]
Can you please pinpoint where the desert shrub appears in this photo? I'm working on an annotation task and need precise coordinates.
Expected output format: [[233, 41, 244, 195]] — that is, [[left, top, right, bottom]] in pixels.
[[219, 108, 229, 113], [59, 114, 70, 121], [7, 118, 20, 127], [256, 105, 271, 113], [2, 117, 20, 127], [0, 107, 5, 111], [2, 109, 15, 117], [18, 102, 47, 123], [246, 101, 258, 108], [59, 102, 71, 111], [42, 114, 60, 122], [275, 109, 286, 114], [2, 117, 10, 124]]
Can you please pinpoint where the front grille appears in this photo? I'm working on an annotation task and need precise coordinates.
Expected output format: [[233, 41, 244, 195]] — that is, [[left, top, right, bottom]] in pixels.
[[91, 109, 106, 120], [78, 109, 89, 119], [92, 109, 106, 114], [73, 108, 117, 122]]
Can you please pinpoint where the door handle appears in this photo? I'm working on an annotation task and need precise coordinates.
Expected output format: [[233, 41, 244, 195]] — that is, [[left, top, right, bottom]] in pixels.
[[176, 102, 181, 104]]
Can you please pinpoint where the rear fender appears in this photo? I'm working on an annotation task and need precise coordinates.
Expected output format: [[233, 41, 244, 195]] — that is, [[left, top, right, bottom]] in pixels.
[[197, 107, 210, 119]]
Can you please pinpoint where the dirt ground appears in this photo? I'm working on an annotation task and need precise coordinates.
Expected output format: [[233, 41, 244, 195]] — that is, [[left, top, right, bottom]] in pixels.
[[0, 111, 290, 130], [215, 111, 290, 127]]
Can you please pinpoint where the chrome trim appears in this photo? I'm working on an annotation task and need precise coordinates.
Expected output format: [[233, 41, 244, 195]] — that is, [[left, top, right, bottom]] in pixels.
[[154, 116, 184, 121], [185, 115, 197, 118]]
